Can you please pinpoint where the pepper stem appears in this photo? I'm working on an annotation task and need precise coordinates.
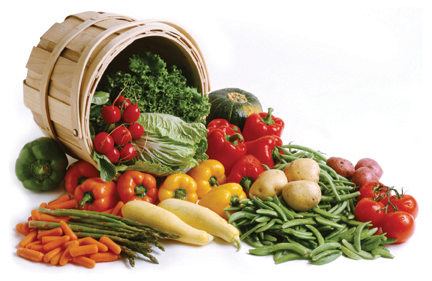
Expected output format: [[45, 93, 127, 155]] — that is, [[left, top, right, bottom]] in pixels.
[[79, 191, 95, 208], [261, 108, 275, 125], [230, 195, 240, 207], [135, 184, 148, 198], [240, 177, 253, 193], [173, 188, 188, 200], [31, 160, 52, 181], [208, 176, 220, 187], [225, 133, 244, 146]]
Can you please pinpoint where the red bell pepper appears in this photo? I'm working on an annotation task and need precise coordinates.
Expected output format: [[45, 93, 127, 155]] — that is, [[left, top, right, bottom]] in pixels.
[[245, 135, 283, 168], [242, 108, 284, 142], [228, 155, 265, 193], [74, 178, 118, 212], [207, 119, 241, 136], [64, 161, 100, 195], [206, 128, 247, 175], [116, 171, 158, 204]]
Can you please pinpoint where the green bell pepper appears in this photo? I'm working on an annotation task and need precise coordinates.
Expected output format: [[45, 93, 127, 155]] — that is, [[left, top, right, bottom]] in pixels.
[[15, 137, 69, 191]]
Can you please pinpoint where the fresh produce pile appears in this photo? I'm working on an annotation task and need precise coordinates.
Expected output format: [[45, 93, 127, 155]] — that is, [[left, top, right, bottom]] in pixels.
[[14, 51, 418, 269]]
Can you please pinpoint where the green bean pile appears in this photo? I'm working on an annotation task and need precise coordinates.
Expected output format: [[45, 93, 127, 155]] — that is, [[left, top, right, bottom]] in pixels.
[[225, 144, 395, 265]]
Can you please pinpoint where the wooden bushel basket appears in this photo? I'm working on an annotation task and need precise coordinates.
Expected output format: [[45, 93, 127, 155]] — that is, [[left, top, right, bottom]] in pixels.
[[23, 11, 210, 166]]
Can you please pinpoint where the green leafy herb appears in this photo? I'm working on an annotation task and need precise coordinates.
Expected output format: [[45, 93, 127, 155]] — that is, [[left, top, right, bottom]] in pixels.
[[97, 52, 210, 124]]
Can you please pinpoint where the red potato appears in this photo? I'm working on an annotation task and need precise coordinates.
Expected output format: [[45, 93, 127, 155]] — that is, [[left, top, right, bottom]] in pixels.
[[355, 158, 383, 179], [326, 157, 355, 179], [351, 167, 379, 187]]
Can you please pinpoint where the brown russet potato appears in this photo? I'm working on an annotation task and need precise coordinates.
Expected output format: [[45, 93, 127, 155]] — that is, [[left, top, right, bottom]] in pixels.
[[326, 156, 355, 179]]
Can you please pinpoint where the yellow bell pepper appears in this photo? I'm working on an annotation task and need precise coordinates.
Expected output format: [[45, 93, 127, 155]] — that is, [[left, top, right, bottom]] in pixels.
[[186, 159, 227, 199], [158, 173, 198, 203], [198, 183, 247, 220]]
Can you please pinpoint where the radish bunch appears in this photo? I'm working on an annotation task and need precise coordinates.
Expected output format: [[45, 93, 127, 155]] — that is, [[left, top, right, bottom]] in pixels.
[[93, 95, 144, 163]]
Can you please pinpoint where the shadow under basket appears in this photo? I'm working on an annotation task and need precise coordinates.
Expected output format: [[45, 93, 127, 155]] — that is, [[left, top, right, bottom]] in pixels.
[[23, 11, 210, 167]]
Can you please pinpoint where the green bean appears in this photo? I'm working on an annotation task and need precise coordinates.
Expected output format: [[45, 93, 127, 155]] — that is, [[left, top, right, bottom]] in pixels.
[[340, 216, 372, 227], [264, 233, 278, 242], [311, 249, 341, 262], [309, 251, 342, 265], [269, 243, 309, 256], [250, 195, 273, 210], [240, 199, 252, 205], [275, 252, 308, 264], [315, 216, 345, 229], [379, 238, 397, 245], [319, 171, 341, 201], [354, 221, 370, 251], [248, 245, 274, 256], [305, 224, 325, 246], [309, 242, 342, 258], [360, 227, 378, 240], [330, 201, 348, 215], [228, 211, 258, 224], [265, 201, 288, 221], [280, 144, 327, 162], [371, 246, 394, 259], [273, 250, 285, 262], [324, 225, 350, 241], [243, 206, 257, 213], [281, 228, 316, 240], [318, 163, 340, 180], [312, 206, 342, 220], [361, 236, 382, 252], [240, 222, 267, 240], [244, 234, 263, 248], [341, 246, 362, 260], [282, 218, 316, 229], [256, 218, 278, 233], [320, 191, 361, 202], [341, 239, 375, 260], [256, 209, 279, 217], [255, 216, 271, 223]]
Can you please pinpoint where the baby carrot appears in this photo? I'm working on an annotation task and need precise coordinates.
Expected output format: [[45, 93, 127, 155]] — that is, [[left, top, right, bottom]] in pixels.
[[102, 208, 114, 214], [21, 222, 30, 235], [39, 202, 48, 208], [89, 252, 119, 263], [43, 235, 70, 252], [31, 244, 46, 252], [50, 250, 64, 265], [37, 227, 63, 240], [41, 236, 63, 244], [82, 237, 108, 252], [111, 201, 124, 216], [15, 223, 27, 236], [18, 229, 38, 248], [47, 199, 77, 210], [99, 236, 122, 255], [31, 209, 40, 221], [59, 240, 79, 266], [72, 256, 96, 268], [25, 240, 41, 249], [43, 247, 63, 263], [17, 247, 44, 262], [70, 244, 98, 257], [48, 194, 71, 206], [60, 220, 78, 240]]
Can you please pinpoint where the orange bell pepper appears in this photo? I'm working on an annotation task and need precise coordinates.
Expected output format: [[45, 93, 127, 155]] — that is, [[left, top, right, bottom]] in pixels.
[[198, 183, 247, 220], [74, 178, 117, 212], [186, 159, 227, 199], [116, 171, 158, 204], [64, 161, 100, 195], [158, 174, 198, 203]]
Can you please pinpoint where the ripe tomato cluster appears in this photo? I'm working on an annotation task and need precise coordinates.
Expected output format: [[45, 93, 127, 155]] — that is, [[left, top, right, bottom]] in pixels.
[[93, 96, 144, 163], [355, 181, 418, 244]]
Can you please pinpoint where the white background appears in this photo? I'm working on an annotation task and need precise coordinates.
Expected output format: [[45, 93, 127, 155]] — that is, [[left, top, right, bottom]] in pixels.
[[3, 0, 431, 280]]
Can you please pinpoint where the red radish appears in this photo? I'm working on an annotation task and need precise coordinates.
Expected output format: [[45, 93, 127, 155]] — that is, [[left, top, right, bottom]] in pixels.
[[105, 147, 120, 164], [128, 123, 144, 139], [111, 126, 132, 145], [120, 144, 137, 161], [122, 104, 140, 123], [101, 105, 121, 124], [93, 132, 114, 154], [115, 96, 132, 111]]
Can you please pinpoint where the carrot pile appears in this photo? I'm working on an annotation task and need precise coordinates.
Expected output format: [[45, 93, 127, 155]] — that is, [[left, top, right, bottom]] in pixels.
[[14, 194, 180, 268]]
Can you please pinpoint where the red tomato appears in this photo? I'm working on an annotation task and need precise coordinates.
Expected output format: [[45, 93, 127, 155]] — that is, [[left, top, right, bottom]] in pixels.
[[381, 211, 415, 244], [388, 194, 419, 219], [354, 198, 386, 228], [358, 181, 390, 204]]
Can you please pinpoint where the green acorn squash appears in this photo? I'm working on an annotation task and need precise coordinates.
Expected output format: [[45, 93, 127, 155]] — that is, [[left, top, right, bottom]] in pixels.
[[206, 88, 263, 130]]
